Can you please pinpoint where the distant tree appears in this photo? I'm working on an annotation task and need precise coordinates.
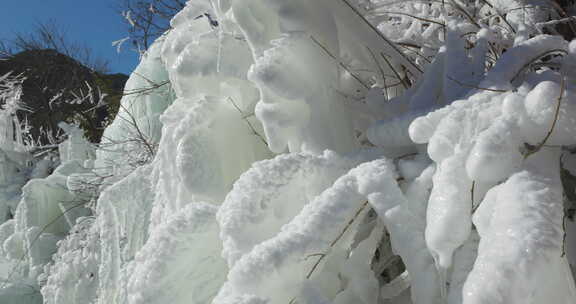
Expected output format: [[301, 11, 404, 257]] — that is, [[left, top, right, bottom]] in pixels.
[[0, 22, 127, 145], [2, 21, 110, 73], [117, 0, 186, 51]]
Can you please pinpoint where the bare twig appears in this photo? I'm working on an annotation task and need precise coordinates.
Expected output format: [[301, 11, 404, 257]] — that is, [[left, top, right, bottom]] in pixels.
[[366, 47, 387, 87], [380, 52, 409, 89], [562, 209, 567, 257], [511, 49, 568, 83], [118, 103, 156, 158], [309, 35, 371, 90], [524, 75, 565, 159], [536, 16, 576, 30], [376, 10, 446, 26], [396, 43, 432, 64], [478, 0, 516, 34], [447, 76, 509, 93], [471, 180, 476, 211], [227, 97, 268, 146], [304, 253, 326, 260], [306, 201, 369, 279], [122, 80, 170, 96], [338, 0, 423, 75]]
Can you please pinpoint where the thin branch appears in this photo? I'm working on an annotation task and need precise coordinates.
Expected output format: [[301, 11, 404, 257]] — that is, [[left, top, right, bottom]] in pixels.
[[118, 103, 156, 158], [365, 46, 390, 99], [121, 80, 170, 96], [304, 253, 326, 260], [380, 52, 409, 89], [306, 201, 369, 279], [396, 43, 432, 64], [376, 11, 446, 27], [471, 180, 475, 210], [447, 76, 509, 93], [524, 75, 565, 159], [562, 201, 568, 257], [366, 46, 386, 86], [471, 180, 483, 216], [227, 97, 268, 146], [511, 49, 568, 83], [448, 0, 481, 29], [480, 0, 516, 34], [338, 0, 423, 75], [309, 35, 370, 90]]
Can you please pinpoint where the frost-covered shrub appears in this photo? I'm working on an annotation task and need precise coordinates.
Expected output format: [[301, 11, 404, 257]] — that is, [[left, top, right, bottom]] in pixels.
[[2, 0, 576, 304]]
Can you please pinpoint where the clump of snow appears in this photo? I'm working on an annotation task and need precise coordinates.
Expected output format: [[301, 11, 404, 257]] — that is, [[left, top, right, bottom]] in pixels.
[[465, 153, 570, 304], [214, 158, 402, 304], [218, 150, 382, 266], [128, 202, 226, 304]]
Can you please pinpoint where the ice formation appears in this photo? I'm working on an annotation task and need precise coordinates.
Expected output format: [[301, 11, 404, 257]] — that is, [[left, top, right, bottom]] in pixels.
[[1, 0, 576, 303]]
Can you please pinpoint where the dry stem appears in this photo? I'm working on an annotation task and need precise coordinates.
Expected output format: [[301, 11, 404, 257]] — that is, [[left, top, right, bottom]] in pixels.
[[524, 75, 565, 159], [306, 201, 370, 279]]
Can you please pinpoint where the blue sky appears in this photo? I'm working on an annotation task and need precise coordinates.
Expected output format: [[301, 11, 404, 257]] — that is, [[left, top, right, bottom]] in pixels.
[[0, 1, 140, 74]]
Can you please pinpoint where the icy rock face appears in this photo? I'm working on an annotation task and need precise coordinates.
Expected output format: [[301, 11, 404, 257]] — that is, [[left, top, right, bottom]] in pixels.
[[0, 129, 95, 304], [0, 73, 55, 303], [94, 165, 155, 304], [0, 149, 29, 223], [6, 0, 576, 304], [44, 1, 270, 303], [40, 164, 155, 304], [233, 0, 358, 154], [0, 73, 35, 224], [96, 40, 173, 179], [0, 36, 175, 304], [150, 0, 272, 228]]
